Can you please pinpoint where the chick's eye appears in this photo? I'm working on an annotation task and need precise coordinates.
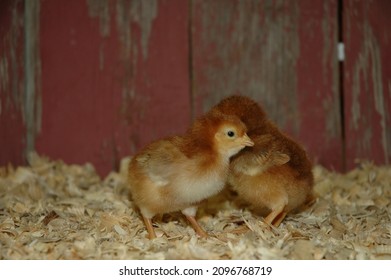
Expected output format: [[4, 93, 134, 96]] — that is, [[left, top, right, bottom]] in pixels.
[[227, 131, 235, 137]]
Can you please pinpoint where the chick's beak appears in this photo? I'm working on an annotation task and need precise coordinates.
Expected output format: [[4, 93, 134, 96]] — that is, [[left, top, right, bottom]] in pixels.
[[241, 134, 254, 147]]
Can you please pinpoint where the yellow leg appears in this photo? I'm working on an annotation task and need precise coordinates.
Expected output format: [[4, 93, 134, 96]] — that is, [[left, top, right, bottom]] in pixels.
[[272, 211, 287, 227], [185, 215, 208, 238], [143, 216, 157, 239], [264, 203, 286, 227]]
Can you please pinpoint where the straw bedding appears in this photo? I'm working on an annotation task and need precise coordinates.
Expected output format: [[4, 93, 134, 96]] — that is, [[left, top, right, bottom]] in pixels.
[[1, 153, 390, 260]]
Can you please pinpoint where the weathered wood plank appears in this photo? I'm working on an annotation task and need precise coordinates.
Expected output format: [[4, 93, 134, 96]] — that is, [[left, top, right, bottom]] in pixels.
[[191, 0, 343, 170], [296, 0, 342, 171], [35, 0, 190, 176], [343, 0, 391, 169], [0, 0, 26, 167]]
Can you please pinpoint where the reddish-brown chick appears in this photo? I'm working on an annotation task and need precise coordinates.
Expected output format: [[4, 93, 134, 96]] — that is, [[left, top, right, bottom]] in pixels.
[[128, 111, 254, 239], [212, 95, 314, 227]]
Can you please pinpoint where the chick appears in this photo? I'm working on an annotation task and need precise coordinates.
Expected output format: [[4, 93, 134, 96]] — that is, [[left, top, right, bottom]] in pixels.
[[212, 95, 314, 227], [128, 111, 254, 239]]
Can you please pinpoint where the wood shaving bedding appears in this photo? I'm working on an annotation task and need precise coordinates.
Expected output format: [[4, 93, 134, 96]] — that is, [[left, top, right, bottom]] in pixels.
[[0, 153, 390, 259]]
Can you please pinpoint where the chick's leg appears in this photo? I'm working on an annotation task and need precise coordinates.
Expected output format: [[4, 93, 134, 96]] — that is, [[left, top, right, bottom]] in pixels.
[[264, 194, 288, 227], [142, 216, 157, 239], [265, 210, 282, 226], [264, 204, 287, 226], [182, 207, 208, 238], [185, 215, 208, 238], [271, 211, 287, 227]]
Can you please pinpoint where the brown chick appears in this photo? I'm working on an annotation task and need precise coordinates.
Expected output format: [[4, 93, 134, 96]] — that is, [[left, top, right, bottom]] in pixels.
[[128, 111, 254, 239], [212, 95, 314, 227]]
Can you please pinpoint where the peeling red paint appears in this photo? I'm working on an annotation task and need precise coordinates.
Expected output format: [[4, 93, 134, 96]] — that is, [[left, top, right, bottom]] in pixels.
[[344, 0, 391, 168], [0, 0, 26, 167], [35, 0, 190, 176], [295, 0, 343, 170], [192, 0, 343, 170], [192, 0, 301, 131]]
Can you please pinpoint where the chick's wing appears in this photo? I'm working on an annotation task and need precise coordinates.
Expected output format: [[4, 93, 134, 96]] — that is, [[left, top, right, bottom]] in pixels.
[[135, 137, 185, 186], [231, 151, 289, 175], [231, 134, 290, 175]]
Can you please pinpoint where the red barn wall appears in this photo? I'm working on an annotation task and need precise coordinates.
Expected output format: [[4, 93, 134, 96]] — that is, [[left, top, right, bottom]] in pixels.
[[0, 0, 26, 168], [191, 0, 343, 170], [35, 0, 190, 174], [1, 0, 390, 176], [343, 0, 391, 169]]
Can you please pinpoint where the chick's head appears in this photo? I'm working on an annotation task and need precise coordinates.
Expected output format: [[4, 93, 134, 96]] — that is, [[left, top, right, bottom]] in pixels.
[[185, 111, 253, 158], [214, 121, 254, 157]]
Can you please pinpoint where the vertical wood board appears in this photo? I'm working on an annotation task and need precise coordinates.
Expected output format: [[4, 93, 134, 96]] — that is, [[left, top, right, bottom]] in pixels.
[[191, 0, 343, 170], [295, 0, 342, 170], [0, 0, 26, 167], [36, 0, 190, 176], [343, 0, 391, 168]]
